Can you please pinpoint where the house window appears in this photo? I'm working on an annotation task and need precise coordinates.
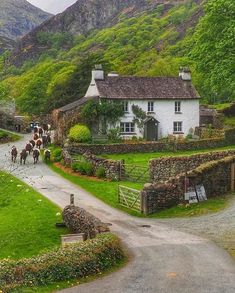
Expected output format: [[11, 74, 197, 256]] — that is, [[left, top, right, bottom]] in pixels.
[[123, 101, 129, 113], [175, 101, 181, 113], [173, 122, 183, 133], [148, 101, 154, 112], [120, 122, 135, 134]]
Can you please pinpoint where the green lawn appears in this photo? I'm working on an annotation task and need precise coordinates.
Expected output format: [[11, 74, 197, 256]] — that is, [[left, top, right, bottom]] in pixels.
[[101, 145, 235, 165], [0, 172, 68, 259], [213, 103, 231, 111], [50, 164, 231, 218]]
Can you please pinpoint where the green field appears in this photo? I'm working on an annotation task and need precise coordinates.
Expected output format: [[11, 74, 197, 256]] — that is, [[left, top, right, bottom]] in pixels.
[[0, 172, 68, 259], [101, 145, 235, 165]]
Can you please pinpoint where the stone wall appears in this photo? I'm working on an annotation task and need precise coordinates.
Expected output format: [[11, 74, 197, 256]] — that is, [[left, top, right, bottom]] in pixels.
[[83, 152, 122, 181], [141, 156, 235, 215], [150, 150, 235, 182], [66, 137, 230, 156]]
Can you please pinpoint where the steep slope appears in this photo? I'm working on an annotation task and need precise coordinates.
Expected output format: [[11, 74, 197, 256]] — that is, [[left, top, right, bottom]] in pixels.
[[12, 0, 178, 66], [0, 0, 52, 40], [0, 36, 16, 54]]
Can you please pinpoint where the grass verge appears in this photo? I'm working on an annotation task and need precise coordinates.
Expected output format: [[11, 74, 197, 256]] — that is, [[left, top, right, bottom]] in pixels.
[[0, 171, 68, 260]]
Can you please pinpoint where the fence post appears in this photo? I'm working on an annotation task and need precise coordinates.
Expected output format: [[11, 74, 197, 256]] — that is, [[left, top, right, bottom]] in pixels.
[[70, 194, 75, 206]]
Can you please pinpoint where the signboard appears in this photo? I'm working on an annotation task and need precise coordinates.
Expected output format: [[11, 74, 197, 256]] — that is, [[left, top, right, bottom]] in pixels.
[[195, 185, 207, 202], [185, 188, 198, 204]]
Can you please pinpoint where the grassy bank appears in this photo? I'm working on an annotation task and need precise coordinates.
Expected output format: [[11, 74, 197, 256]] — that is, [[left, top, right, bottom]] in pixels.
[[0, 171, 68, 259], [0, 129, 21, 143]]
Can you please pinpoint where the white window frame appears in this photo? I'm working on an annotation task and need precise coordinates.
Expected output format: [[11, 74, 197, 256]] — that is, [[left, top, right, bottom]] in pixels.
[[120, 122, 135, 134], [173, 121, 183, 133], [123, 101, 129, 113], [148, 101, 154, 112], [175, 101, 181, 113]]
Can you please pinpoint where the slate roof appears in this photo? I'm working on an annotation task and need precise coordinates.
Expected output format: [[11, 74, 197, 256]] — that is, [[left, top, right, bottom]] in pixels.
[[96, 76, 200, 100], [58, 96, 94, 113]]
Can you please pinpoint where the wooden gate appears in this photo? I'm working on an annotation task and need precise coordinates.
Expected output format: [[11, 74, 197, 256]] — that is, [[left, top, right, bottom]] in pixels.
[[231, 163, 235, 191], [118, 185, 142, 212], [120, 163, 151, 183]]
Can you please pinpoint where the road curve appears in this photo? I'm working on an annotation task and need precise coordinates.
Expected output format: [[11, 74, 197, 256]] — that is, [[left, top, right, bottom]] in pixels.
[[1, 135, 235, 293]]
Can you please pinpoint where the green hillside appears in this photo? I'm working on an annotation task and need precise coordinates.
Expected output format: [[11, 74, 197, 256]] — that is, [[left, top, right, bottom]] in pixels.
[[0, 0, 234, 115]]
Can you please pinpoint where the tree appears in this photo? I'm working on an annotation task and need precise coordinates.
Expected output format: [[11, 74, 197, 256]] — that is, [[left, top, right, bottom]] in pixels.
[[191, 0, 235, 102]]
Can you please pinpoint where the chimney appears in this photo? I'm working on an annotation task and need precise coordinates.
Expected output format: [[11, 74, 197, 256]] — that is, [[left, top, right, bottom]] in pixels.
[[91, 64, 104, 82], [108, 71, 119, 77], [179, 67, 191, 81]]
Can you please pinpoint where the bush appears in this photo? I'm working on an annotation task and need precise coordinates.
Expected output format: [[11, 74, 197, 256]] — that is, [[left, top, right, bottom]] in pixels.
[[95, 167, 106, 178], [72, 162, 94, 176], [52, 147, 62, 162], [108, 128, 122, 143], [68, 124, 91, 143], [0, 234, 125, 292]]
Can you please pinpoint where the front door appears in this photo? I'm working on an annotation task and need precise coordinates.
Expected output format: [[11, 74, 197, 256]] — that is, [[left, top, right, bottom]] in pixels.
[[145, 119, 158, 141]]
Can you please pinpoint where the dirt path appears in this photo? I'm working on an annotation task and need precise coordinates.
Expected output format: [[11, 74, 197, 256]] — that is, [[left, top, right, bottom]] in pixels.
[[1, 135, 235, 293]]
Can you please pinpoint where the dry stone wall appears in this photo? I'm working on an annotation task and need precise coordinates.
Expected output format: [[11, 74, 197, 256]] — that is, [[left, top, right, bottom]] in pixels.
[[83, 152, 122, 181], [142, 156, 235, 215], [150, 150, 235, 182], [66, 138, 229, 155]]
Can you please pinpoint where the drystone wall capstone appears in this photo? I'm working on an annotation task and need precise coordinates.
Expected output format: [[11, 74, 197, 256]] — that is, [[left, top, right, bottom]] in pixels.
[[150, 150, 235, 182]]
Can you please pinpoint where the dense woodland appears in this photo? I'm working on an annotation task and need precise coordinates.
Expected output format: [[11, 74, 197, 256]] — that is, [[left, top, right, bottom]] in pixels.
[[0, 0, 234, 115]]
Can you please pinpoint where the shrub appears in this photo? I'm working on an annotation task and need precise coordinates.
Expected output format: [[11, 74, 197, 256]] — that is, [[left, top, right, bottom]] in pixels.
[[95, 167, 106, 178], [108, 128, 122, 143], [0, 234, 125, 292], [52, 147, 62, 162], [72, 162, 94, 176], [68, 124, 91, 143]]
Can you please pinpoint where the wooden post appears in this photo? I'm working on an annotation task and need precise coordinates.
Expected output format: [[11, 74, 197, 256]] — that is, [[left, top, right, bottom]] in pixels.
[[231, 163, 235, 191], [70, 194, 75, 206]]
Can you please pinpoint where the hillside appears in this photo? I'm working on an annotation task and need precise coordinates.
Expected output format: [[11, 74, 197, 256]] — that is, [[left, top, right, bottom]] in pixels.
[[0, 0, 51, 41], [0, 36, 15, 54], [0, 0, 234, 115], [11, 0, 178, 66]]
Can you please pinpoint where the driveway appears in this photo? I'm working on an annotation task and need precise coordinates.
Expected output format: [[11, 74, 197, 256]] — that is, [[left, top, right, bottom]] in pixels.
[[1, 135, 235, 293]]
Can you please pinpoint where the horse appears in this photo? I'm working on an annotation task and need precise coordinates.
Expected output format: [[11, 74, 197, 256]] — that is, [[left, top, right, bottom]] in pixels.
[[44, 149, 51, 163], [11, 146, 17, 163], [36, 138, 42, 149], [33, 149, 40, 164], [38, 127, 43, 138], [20, 149, 28, 165], [25, 143, 33, 155], [42, 135, 48, 148], [34, 133, 39, 141], [29, 139, 36, 148]]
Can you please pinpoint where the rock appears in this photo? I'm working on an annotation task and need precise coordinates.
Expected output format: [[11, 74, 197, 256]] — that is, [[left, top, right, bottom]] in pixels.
[[62, 205, 110, 239]]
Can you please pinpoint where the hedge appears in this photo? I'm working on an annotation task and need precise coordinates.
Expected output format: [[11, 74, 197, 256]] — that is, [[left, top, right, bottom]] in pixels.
[[0, 233, 125, 292], [68, 124, 91, 143]]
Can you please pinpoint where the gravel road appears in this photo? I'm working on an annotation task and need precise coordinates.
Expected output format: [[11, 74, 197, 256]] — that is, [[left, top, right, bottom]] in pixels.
[[1, 134, 235, 293]]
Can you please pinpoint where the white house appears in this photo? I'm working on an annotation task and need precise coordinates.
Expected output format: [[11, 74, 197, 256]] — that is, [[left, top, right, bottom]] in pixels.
[[84, 65, 200, 141]]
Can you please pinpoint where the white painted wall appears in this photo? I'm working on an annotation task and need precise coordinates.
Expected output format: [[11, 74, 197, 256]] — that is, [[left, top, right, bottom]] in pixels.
[[110, 99, 200, 139]]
